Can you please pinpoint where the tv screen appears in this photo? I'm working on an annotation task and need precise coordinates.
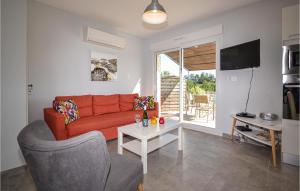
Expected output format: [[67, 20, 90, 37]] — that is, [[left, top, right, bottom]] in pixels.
[[220, 39, 260, 70]]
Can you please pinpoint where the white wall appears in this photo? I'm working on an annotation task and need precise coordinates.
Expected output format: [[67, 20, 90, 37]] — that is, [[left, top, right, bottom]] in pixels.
[[142, 0, 298, 134], [1, 0, 28, 171], [28, 0, 144, 122]]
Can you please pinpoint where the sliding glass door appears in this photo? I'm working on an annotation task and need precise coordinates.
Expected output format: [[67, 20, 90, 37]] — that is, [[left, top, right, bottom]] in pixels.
[[156, 42, 216, 128], [156, 50, 181, 120], [182, 43, 216, 128]]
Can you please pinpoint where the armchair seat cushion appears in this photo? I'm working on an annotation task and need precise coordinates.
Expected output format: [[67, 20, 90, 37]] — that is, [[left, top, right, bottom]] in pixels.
[[105, 154, 143, 191]]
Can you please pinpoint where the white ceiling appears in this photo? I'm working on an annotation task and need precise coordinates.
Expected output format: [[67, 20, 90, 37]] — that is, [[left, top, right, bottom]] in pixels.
[[35, 0, 262, 38]]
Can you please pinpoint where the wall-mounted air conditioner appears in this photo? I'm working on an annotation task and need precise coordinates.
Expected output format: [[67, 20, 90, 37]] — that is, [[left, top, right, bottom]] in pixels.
[[86, 27, 126, 49]]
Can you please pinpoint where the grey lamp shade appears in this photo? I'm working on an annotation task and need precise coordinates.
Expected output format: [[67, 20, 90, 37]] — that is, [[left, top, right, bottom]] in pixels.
[[144, 0, 166, 13], [142, 0, 167, 24]]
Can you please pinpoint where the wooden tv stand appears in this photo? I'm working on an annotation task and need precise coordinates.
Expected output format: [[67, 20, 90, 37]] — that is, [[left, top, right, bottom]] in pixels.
[[231, 115, 282, 167]]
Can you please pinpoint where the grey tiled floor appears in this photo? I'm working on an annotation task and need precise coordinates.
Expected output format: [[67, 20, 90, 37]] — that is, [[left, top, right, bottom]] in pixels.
[[1, 129, 299, 191]]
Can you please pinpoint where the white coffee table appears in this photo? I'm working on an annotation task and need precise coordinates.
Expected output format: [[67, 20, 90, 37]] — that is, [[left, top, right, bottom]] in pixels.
[[117, 119, 182, 174]]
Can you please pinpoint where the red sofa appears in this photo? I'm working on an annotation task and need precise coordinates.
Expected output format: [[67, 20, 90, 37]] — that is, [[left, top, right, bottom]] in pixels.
[[44, 94, 159, 140]]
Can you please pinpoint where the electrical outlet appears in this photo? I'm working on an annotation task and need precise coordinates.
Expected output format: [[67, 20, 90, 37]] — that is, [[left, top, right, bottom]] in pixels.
[[230, 76, 237, 82], [28, 84, 33, 95]]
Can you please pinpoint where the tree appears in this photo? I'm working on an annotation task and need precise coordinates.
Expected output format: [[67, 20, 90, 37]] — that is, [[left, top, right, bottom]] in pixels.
[[161, 71, 170, 77], [200, 80, 215, 92], [185, 72, 216, 94]]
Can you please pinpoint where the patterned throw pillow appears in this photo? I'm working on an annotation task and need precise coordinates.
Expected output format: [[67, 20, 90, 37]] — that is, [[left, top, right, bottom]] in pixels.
[[53, 99, 80, 125], [134, 96, 155, 110]]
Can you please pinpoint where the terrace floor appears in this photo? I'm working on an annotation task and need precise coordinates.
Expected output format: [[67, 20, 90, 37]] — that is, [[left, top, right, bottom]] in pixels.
[[162, 109, 216, 128]]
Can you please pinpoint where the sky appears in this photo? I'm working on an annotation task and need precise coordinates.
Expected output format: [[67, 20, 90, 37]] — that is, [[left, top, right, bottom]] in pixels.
[[159, 54, 216, 76]]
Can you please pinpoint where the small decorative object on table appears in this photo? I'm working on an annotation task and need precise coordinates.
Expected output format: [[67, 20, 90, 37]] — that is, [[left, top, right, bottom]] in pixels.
[[150, 117, 157, 125], [142, 106, 149, 127], [259, 112, 278, 121], [135, 114, 141, 127], [159, 117, 165, 125]]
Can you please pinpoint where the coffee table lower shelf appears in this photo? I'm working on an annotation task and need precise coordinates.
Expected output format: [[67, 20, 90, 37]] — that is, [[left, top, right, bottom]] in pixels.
[[122, 133, 178, 156]]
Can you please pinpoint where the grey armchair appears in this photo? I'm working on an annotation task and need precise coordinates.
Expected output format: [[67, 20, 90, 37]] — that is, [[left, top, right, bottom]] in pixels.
[[17, 120, 144, 191]]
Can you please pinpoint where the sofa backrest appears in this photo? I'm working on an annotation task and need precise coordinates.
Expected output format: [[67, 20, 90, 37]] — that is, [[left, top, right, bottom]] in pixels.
[[93, 94, 120, 115], [55, 95, 93, 117], [54, 94, 140, 117], [119, 93, 138, 111]]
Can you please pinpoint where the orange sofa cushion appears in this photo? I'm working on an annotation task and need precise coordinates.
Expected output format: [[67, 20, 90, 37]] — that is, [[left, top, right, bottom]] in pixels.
[[55, 95, 93, 118], [93, 95, 120, 115], [119, 93, 138, 111], [67, 110, 158, 138]]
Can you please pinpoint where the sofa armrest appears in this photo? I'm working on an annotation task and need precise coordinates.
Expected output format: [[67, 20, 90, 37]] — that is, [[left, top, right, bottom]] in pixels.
[[44, 108, 67, 140]]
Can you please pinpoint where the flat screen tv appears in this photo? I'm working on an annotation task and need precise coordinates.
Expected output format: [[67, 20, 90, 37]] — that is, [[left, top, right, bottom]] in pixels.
[[220, 39, 260, 70]]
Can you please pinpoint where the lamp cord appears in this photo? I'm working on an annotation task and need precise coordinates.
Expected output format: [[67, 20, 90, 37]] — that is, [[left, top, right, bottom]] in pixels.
[[245, 67, 254, 113]]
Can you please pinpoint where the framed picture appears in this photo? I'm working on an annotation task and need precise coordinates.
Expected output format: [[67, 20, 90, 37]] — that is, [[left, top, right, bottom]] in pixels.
[[91, 51, 118, 81]]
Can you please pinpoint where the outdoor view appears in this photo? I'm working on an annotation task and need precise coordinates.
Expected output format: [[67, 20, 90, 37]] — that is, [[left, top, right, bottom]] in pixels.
[[185, 72, 216, 96], [158, 42, 216, 128], [183, 70, 216, 128]]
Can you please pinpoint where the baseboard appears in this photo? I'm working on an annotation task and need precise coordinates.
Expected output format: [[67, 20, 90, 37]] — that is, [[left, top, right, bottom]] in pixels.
[[222, 133, 237, 139], [1, 165, 27, 175], [182, 122, 222, 136], [282, 152, 300, 166]]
